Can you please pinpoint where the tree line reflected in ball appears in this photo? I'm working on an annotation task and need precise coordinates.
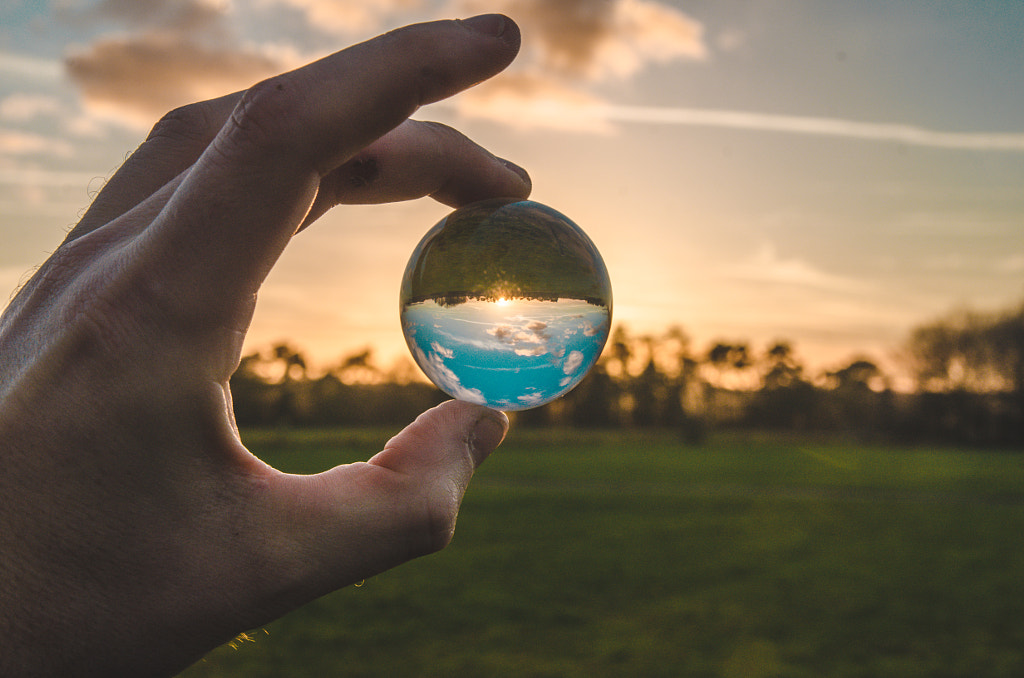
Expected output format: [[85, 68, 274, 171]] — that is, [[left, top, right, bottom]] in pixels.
[[400, 199, 612, 411]]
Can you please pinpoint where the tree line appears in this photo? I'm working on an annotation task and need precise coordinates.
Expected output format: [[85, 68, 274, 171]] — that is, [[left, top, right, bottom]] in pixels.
[[230, 298, 1024, 447]]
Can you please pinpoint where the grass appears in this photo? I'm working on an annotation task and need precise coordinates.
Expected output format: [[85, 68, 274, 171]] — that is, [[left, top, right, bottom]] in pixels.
[[180, 428, 1024, 677]]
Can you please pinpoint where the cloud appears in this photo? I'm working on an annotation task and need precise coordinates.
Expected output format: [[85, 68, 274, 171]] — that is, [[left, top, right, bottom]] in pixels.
[[64, 34, 289, 128], [84, 0, 230, 33], [412, 342, 486, 404], [593, 105, 1024, 151], [62, 0, 297, 128], [0, 128, 73, 157], [563, 350, 584, 375], [430, 340, 454, 359], [452, 93, 1024, 148], [727, 244, 869, 293], [268, 0, 425, 34], [516, 391, 545, 407], [0, 94, 63, 122], [558, 350, 587, 387], [450, 0, 707, 132], [0, 51, 62, 81], [487, 316, 553, 356], [0, 167, 96, 188], [514, 329, 547, 344], [715, 28, 747, 52], [453, 72, 615, 133], [449, 2, 1024, 148], [450, 79, 1024, 146], [488, 325, 515, 342], [995, 254, 1024, 274], [465, 0, 706, 80]]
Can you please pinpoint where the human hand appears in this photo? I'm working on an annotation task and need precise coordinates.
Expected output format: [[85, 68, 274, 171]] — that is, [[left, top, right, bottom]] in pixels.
[[0, 15, 528, 677]]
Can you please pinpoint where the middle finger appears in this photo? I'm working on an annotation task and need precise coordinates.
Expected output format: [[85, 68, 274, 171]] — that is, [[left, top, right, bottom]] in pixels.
[[298, 119, 531, 229]]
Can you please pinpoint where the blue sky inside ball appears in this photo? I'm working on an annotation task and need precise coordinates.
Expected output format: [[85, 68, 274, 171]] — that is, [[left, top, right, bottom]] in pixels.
[[402, 298, 610, 410]]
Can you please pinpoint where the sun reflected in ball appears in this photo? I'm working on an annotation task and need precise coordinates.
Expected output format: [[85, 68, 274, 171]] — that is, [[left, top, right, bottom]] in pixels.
[[400, 199, 612, 411]]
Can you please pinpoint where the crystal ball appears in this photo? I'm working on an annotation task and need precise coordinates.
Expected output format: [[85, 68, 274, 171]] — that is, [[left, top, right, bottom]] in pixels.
[[400, 198, 612, 411]]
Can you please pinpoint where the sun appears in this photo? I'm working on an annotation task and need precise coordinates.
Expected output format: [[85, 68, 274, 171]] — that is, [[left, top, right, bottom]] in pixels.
[[496, 297, 510, 306]]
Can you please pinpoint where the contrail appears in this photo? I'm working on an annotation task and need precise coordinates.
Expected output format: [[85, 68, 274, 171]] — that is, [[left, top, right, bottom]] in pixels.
[[449, 95, 1024, 151], [586, 104, 1024, 151]]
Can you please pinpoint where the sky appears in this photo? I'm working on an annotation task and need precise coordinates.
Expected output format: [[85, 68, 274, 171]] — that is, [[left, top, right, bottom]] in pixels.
[[2, 0, 1023, 381]]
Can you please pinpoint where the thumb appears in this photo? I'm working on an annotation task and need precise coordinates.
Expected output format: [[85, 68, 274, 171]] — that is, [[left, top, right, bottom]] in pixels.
[[371, 399, 508, 480], [257, 401, 508, 614]]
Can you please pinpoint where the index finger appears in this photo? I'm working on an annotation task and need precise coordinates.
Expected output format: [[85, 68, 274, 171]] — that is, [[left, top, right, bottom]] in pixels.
[[140, 15, 521, 330]]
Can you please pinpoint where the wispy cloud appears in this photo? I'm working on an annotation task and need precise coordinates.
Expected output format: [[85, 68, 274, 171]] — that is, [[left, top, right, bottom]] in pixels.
[[0, 51, 62, 80], [0, 168, 100, 198], [451, 73, 615, 133], [587, 105, 1024, 151], [995, 254, 1024, 275], [0, 94, 63, 122], [53, 0, 1024, 154], [0, 129, 73, 157], [267, 0, 425, 34], [455, 94, 1024, 151], [446, 0, 1023, 151], [726, 243, 870, 294]]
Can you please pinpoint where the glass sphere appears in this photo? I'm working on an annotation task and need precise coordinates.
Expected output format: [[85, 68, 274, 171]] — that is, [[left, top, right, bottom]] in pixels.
[[400, 198, 612, 411]]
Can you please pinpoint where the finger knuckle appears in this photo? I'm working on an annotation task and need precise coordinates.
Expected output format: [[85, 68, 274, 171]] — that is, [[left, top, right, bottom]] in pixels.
[[417, 120, 465, 150], [147, 100, 222, 146], [222, 75, 301, 155]]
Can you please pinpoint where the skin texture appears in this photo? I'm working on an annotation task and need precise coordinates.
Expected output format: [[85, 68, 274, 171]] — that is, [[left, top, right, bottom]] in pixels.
[[0, 15, 530, 678]]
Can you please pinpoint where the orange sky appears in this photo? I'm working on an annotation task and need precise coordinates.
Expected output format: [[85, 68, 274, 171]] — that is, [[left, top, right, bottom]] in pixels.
[[3, 0, 1023, 379]]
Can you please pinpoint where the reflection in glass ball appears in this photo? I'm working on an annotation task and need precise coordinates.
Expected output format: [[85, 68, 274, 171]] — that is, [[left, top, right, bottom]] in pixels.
[[400, 198, 612, 411]]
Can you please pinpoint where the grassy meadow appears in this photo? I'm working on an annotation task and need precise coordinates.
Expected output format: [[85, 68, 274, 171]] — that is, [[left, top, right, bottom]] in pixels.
[[180, 428, 1024, 677]]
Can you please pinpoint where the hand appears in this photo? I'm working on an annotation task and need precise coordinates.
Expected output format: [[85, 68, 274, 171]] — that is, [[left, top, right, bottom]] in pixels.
[[0, 15, 529, 677]]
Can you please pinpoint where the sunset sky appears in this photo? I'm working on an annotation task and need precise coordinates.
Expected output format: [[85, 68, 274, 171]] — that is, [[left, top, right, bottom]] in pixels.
[[2, 0, 1022, 379]]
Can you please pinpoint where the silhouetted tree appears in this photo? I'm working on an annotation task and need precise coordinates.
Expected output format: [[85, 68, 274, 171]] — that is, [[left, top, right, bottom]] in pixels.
[[605, 325, 633, 378], [565, 363, 618, 427], [762, 342, 803, 390], [272, 343, 308, 383], [701, 341, 755, 425], [902, 299, 1024, 445], [331, 348, 382, 384], [906, 303, 1024, 394], [747, 341, 816, 430], [819, 357, 892, 437], [230, 351, 281, 426], [223, 298, 1024, 445]]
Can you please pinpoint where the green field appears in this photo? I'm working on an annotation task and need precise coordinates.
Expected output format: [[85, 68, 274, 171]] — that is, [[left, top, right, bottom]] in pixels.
[[180, 428, 1024, 678]]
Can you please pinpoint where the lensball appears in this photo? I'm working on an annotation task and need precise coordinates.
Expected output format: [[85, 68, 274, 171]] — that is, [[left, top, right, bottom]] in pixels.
[[400, 198, 612, 411]]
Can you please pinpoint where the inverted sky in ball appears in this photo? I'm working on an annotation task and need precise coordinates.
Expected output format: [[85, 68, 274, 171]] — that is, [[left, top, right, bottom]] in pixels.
[[400, 199, 613, 411]]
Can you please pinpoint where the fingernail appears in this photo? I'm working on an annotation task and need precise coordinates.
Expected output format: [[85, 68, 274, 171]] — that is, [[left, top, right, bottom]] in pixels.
[[470, 411, 509, 464], [461, 13, 508, 39], [500, 158, 532, 189]]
